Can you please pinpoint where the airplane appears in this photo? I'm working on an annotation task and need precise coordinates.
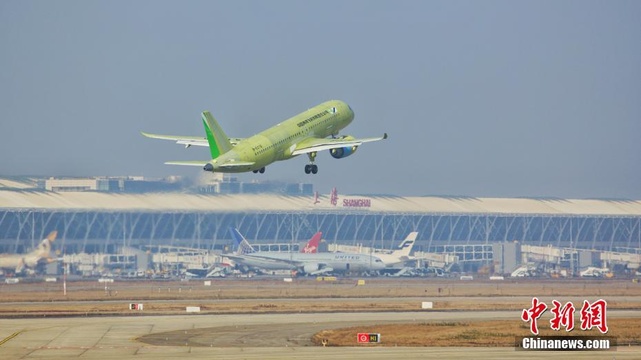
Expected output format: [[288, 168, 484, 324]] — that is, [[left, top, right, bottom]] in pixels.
[[228, 228, 385, 275], [0, 231, 58, 275], [142, 100, 387, 174], [372, 232, 418, 267], [228, 229, 322, 272]]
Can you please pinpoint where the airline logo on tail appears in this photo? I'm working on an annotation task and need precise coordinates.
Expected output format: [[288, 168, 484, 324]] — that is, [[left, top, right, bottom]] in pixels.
[[12, 231, 58, 273], [229, 228, 256, 255], [202, 111, 233, 160], [391, 231, 418, 258], [301, 232, 322, 253]]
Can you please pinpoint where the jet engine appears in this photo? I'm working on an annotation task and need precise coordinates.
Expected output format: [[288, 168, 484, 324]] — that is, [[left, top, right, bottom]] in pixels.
[[330, 146, 358, 159], [329, 135, 358, 159], [303, 263, 322, 274]]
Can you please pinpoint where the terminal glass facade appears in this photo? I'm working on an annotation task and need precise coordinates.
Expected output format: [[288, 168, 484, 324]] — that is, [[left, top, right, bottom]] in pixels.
[[0, 210, 639, 253]]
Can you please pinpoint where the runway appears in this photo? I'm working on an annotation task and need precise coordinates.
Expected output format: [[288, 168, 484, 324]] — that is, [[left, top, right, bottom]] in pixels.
[[1, 311, 640, 359]]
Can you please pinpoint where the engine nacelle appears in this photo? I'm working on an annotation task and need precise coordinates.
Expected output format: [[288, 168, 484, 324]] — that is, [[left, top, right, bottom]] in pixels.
[[330, 145, 358, 159], [303, 263, 321, 274]]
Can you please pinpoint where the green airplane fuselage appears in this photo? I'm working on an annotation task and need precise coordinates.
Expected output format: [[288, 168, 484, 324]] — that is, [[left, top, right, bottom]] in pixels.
[[209, 100, 354, 172]]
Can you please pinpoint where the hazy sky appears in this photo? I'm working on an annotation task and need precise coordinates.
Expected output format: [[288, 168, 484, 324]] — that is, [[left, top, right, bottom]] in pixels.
[[1, 1, 639, 199]]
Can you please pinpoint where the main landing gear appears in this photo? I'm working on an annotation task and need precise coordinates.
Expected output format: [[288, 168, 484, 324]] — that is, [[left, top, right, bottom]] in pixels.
[[304, 152, 318, 174], [252, 167, 265, 174]]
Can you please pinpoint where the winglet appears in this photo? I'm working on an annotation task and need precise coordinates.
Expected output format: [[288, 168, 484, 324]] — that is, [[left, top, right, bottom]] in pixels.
[[383, 133, 388, 140], [202, 111, 233, 160]]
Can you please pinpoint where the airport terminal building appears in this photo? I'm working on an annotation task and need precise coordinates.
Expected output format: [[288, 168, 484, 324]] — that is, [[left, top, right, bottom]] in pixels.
[[1, 190, 640, 257]]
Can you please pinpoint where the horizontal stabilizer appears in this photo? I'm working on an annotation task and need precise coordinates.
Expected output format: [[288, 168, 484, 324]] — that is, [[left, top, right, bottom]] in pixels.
[[141, 131, 242, 148], [165, 160, 209, 167], [141, 132, 208, 147]]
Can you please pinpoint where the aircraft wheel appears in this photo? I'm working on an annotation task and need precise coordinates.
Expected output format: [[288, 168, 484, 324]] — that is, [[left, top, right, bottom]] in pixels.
[[311, 165, 318, 174], [304, 164, 311, 174], [252, 170, 258, 174], [259, 167, 265, 174]]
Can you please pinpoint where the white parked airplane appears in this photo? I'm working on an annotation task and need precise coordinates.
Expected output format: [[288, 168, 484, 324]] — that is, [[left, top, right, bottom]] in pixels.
[[228, 228, 385, 275], [373, 232, 418, 267], [0, 231, 57, 275]]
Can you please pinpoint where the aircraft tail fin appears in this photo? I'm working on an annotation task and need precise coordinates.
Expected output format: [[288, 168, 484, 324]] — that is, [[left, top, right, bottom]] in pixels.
[[301, 232, 322, 253], [16, 231, 58, 273], [35, 231, 57, 256], [229, 227, 256, 255], [391, 231, 417, 257], [202, 111, 233, 159]]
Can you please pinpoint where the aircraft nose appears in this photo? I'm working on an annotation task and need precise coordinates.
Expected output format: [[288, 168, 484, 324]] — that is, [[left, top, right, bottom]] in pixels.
[[346, 103, 355, 119]]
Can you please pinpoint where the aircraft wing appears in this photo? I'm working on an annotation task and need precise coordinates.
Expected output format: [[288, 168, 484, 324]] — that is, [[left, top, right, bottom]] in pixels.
[[226, 254, 298, 269], [141, 132, 243, 148], [291, 133, 388, 156]]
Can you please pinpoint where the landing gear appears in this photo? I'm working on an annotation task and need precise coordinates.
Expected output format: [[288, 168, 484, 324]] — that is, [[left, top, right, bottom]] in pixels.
[[252, 167, 266, 174], [304, 152, 318, 174]]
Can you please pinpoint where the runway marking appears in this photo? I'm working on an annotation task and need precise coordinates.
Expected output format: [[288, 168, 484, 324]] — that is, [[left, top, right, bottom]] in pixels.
[[33, 345, 143, 350], [0, 331, 22, 346]]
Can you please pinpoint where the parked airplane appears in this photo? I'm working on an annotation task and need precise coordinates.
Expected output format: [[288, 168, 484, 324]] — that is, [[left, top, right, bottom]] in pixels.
[[228, 229, 321, 272], [228, 229, 323, 272], [142, 100, 387, 174], [0, 231, 57, 275], [373, 231, 418, 267], [228, 228, 385, 275]]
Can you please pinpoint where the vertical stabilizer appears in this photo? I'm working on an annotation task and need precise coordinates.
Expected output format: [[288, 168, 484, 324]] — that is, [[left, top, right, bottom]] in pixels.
[[392, 231, 418, 257], [202, 111, 233, 159], [15, 231, 57, 273], [34, 231, 57, 258], [229, 228, 256, 255], [301, 232, 322, 253]]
